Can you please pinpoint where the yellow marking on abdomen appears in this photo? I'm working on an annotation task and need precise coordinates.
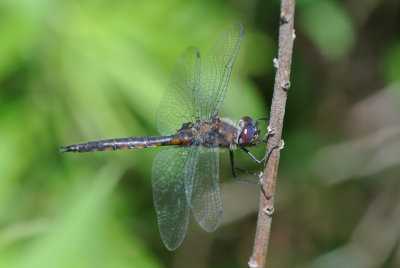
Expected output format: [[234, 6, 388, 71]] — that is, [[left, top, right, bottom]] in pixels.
[[135, 144, 145, 148], [171, 139, 181, 145], [149, 143, 162, 147]]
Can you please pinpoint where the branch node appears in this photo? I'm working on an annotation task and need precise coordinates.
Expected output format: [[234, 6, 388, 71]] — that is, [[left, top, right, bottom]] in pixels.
[[282, 81, 291, 91], [248, 257, 259, 268], [258, 172, 265, 186], [263, 206, 275, 216], [273, 58, 279, 69], [280, 14, 290, 25], [279, 139, 285, 150], [267, 125, 275, 136]]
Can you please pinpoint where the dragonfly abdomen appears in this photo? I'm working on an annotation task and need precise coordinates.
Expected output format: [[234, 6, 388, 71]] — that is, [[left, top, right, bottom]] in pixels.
[[60, 135, 190, 153]]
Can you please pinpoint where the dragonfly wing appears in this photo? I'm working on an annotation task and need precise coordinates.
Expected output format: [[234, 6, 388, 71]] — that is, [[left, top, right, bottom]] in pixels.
[[152, 147, 197, 250], [157, 47, 200, 135], [198, 22, 243, 119], [185, 146, 222, 232]]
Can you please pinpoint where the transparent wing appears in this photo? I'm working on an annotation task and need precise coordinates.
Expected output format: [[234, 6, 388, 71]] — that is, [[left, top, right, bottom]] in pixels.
[[185, 146, 222, 232], [197, 22, 243, 119], [152, 147, 198, 250], [156, 47, 200, 135]]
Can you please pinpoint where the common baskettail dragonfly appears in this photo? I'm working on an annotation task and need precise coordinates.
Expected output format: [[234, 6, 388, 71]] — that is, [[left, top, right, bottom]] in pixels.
[[61, 22, 281, 250]]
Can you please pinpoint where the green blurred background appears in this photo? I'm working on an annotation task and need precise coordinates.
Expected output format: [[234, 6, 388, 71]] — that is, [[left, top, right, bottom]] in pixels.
[[1, 0, 400, 267]]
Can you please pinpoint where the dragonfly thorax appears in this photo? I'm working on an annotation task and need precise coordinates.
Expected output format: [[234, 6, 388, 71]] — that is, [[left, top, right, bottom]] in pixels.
[[182, 117, 237, 148], [183, 116, 260, 149]]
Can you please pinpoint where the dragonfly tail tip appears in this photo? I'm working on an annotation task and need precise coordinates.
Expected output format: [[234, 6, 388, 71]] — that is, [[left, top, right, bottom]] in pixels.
[[60, 145, 76, 153]]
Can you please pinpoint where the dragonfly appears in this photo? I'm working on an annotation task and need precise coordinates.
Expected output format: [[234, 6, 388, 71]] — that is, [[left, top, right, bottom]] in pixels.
[[61, 22, 278, 250]]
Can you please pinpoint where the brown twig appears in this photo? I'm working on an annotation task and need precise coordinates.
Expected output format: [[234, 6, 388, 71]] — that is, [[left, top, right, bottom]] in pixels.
[[249, 0, 296, 267]]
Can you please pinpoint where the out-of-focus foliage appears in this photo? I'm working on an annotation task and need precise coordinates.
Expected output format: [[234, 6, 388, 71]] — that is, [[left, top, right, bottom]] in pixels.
[[383, 43, 400, 84], [298, 0, 354, 60], [0, 0, 399, 267]]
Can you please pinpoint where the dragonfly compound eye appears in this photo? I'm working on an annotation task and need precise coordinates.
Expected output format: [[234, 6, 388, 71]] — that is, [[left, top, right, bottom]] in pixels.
[[240, 124, 255, 145]]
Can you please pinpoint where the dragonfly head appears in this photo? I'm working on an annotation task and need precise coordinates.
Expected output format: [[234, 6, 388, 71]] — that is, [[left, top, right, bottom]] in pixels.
[[238, 116, 260, 146]]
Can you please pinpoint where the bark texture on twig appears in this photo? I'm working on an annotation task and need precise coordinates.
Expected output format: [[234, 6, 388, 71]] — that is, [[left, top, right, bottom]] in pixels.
[[249, 0, 295, 267]]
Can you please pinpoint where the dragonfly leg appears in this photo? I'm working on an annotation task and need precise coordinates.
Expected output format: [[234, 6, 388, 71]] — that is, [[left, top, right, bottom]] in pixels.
[[241, 139, 285, 164], [229, 150, 268, 197], [230, 141, 284, 198], [254, 125, 275, 146], [229, 150, 261, 184]]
